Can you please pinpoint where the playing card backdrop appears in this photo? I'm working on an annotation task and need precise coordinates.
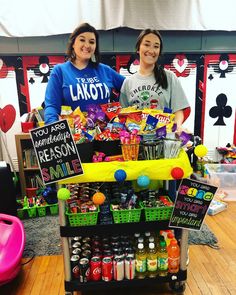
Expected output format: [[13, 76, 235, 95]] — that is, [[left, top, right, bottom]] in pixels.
[[22, 56, 65, 111], [0, 57, 22, 170], [202, 54, 236, 156], [0, 53, 235, 170]]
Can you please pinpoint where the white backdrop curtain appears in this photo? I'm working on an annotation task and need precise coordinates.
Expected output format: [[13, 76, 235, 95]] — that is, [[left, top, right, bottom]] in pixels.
[[0, 0, 236, 37]]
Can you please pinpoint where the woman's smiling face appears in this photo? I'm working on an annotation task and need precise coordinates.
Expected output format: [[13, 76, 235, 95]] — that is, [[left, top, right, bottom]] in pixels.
[[138, 33, 161, 66], [73, 32, 96, 62]]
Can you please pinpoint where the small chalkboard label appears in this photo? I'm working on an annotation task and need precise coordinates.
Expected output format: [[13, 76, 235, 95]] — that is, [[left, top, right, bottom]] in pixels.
[[30, 119, 83, 185], [169, 178, 218, 231]]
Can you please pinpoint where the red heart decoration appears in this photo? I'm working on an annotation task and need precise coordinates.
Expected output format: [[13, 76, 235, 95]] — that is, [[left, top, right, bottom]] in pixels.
[[178, 59, 185, 67], [0, 104, 16, 133]]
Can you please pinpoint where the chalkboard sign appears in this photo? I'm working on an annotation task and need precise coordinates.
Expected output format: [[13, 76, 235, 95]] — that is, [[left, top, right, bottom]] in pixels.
[[30, 119, 83, 185], [169, 178, 218, 231]]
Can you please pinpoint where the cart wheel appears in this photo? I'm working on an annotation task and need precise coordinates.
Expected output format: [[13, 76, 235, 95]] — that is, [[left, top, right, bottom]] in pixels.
[[169, 281, 186, 294]]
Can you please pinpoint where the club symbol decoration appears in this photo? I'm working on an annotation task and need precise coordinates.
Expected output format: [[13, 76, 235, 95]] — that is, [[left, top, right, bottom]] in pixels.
[[209, 93, 232, 125]]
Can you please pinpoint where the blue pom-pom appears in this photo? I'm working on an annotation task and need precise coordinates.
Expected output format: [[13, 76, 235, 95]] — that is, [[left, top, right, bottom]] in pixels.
[[114, 169, 127, 182], [137, 175, 150, 187]]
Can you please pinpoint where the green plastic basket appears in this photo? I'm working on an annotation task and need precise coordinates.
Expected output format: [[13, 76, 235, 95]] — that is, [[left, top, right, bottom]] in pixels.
[[111, 206, 142, 223], [17, 208, 25, 220], [37, 206, 47, 217], [27, 207, 37, 218], [140, 201, 173, 221], [48, 203, 59, 215], [66, 207, 99, 226]]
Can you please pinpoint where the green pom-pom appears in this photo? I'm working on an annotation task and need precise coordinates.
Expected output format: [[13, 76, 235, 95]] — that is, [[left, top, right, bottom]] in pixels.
[[57, 188, 70, 200]]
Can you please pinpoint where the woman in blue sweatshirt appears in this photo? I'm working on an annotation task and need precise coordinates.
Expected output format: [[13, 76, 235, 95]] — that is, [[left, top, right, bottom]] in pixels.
[[44, 22, 125, 124]]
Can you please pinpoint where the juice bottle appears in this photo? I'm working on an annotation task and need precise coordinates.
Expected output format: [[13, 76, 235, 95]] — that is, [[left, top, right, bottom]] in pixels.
[[148, 236, 155, 245], [157, 240, 168, 277], [146, 242, 158, 278], [167, 238, 180, 273], [135, 243, 146, 279], [134, 232, 140, 244], [144, 231, 151, 246], [166, 232, 175, 247]]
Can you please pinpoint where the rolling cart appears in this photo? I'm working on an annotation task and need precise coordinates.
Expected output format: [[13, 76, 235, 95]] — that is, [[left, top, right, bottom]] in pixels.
[[57, 149, 193, 294]]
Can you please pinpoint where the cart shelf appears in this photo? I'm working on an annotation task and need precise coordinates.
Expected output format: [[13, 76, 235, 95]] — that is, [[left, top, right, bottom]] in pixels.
[[60, 220, 170, 237], [65, 270, 187, 292], [58, 149, 192, 184]]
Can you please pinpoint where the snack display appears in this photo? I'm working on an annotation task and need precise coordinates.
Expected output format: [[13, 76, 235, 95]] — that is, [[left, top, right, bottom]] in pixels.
[[60, 103, 191, 162]]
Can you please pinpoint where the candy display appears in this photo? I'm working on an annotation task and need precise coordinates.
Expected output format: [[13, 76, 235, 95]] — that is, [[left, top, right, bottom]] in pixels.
[[59, 103, 191, 162]]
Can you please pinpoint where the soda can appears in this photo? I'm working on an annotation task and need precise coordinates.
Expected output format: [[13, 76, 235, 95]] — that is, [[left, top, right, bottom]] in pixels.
[[82, 237, 91, 244], [111, 241, 120, 248], [103, 249, 113, 259], [125, 247, 135, 258], [90, 256, 102, 281], [72, 247, 82, 256], [102, 237, 109, 244], [125, 256, 135, 280], [92, 240, 101, 249], [70, 255, 80, 279], [102, 257, 113, 281], [103, 243, 111, 251], [71, 236, 82, 243], [81, 243, 91, 251], [72, 241, 81, 249], [92, 249, 102, 258], [81, 249, 92, 259], [92, 235, 101, 242], [79, 258, 90, 283], [113, 257, 124, 281], [114, 248, 125, 260], [111, 235, 120, 242]]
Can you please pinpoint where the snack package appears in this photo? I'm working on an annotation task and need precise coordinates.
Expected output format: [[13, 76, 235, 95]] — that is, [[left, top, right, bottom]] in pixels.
[[73, 106, 87, 126], [60, 105, 74, 128], [100, 102, 122, 120], [141, 109, 175, 133]]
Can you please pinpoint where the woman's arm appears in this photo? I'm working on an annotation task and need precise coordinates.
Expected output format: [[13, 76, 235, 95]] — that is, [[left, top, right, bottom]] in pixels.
[[174, 109, 185, 129]]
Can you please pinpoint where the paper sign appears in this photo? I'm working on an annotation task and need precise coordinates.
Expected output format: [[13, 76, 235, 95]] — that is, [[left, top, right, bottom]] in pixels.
[[30, 119, 83, 185], [169, 178, 218, 230]]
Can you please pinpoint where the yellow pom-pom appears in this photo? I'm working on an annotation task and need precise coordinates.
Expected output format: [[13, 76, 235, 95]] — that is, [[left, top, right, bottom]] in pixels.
[[92, 192, 106, 205], [194, 145, 208, 158], [57, 188, 70, 201]]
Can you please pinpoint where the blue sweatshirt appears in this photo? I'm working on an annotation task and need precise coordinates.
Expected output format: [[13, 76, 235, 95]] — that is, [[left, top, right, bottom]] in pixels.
[[44, 61, 125, 124]]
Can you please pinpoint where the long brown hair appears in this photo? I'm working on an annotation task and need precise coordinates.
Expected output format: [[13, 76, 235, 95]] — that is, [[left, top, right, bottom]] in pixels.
[[66, 22, 100, 66], [135, 29, 167, 89]]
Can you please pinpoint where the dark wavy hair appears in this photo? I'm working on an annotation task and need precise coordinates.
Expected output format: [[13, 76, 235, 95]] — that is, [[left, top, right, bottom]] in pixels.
[[135, 29, 167, 89], [66, 22, 100, 67]]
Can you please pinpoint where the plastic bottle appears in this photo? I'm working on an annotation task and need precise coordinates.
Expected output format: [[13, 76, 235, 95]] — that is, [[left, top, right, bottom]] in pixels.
[[146, 242, 158, 278], [157, 240, 168, 277], [135, 243, 146, 279], [144, 231, 151, 246], [167, 238, 180, 273], [166, 232, 175, 247], [148, 236, 155, 245], [137, 236, 144, 246], [134, 232, 140, 243]]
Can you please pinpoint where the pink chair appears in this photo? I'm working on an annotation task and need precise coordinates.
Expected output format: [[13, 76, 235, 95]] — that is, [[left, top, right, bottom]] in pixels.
[[0, 213, 25, 286]]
